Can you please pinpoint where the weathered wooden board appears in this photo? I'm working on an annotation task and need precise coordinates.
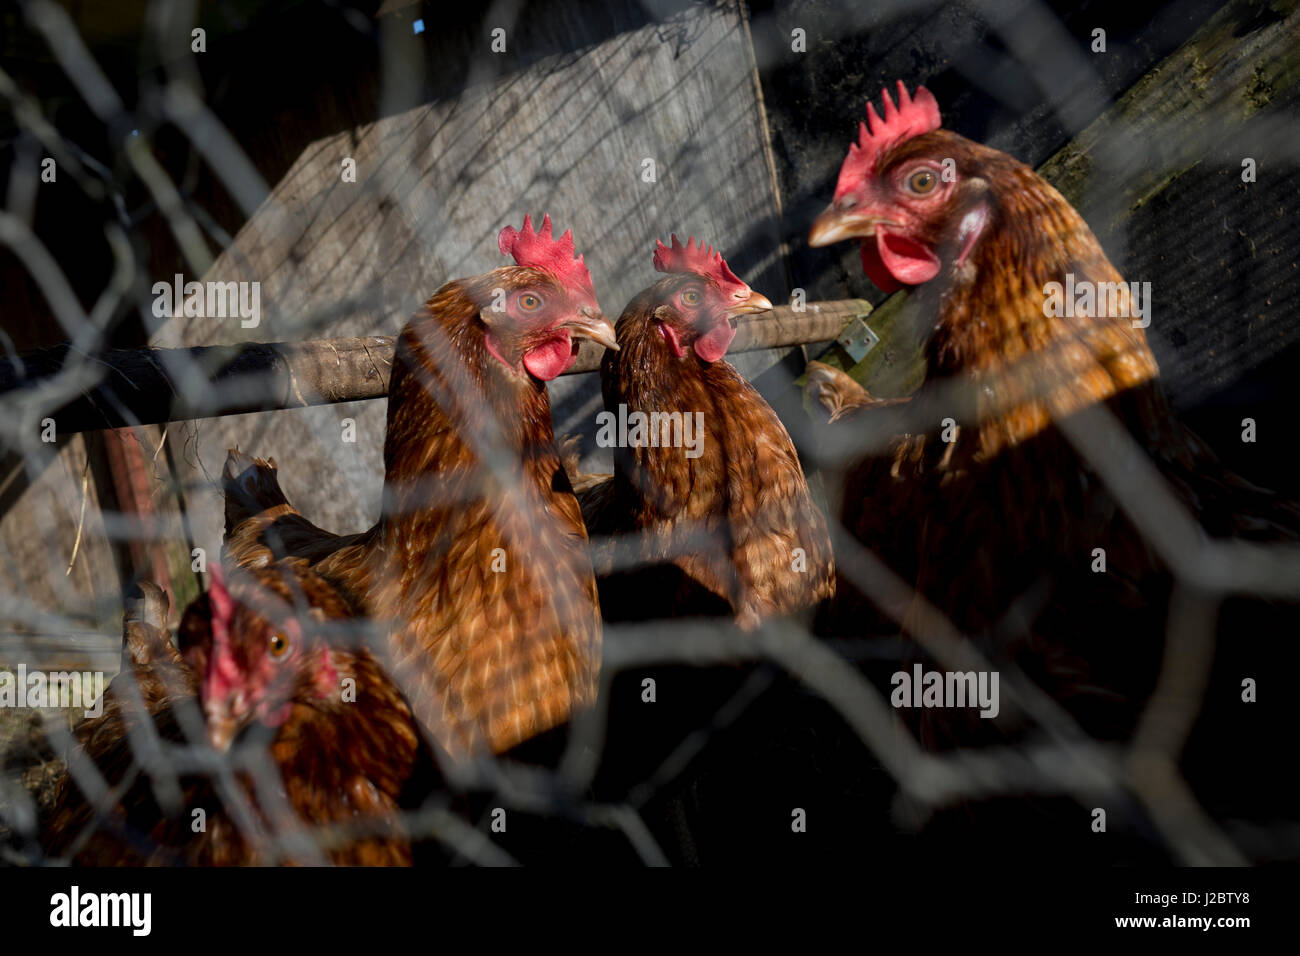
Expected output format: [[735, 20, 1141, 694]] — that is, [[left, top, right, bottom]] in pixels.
[[0, 436, 122, 667], [0, 420, 195, 671], [151, 2, 789, 567], [1, 300, 868, 435], [1043, 0, 1300, 414]]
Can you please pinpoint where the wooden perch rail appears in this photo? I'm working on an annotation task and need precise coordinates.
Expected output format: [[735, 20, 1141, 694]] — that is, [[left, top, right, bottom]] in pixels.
[[0, 299, 870, 435]]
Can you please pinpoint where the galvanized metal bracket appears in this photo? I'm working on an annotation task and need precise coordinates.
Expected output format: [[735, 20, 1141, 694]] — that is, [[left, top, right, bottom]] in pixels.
[[836, 314, 880, 363]]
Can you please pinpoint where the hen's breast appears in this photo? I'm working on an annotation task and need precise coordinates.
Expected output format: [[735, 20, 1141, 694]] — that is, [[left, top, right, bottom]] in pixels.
[[373, 450, 600, 756]]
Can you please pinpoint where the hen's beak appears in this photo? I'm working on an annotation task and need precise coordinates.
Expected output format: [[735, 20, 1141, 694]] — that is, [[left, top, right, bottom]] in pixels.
[[562, 306, 619, 351], [204, 689, 250, 753], [808, 205, 891, 247], [727, 289, 775, 318], [205, 702, 240, 752]]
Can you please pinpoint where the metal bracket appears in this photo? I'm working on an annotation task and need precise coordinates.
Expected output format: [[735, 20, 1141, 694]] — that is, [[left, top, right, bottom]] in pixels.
[[836, 314, 880, 363]]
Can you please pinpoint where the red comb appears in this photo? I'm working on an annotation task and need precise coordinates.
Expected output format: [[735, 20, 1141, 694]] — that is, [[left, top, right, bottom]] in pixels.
[[833, 81, 942, 199], [652, 235, 749, 298], [207, 566, 235, 649], [497, 214, 598, 309], [200, 566, 247, 707]]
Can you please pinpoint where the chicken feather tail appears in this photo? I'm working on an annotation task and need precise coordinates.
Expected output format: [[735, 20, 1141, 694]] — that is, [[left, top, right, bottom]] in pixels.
[[222, 448, 293, 534]]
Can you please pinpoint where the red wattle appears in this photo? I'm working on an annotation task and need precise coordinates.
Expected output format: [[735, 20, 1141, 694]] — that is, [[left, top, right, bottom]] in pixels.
[[522, 332, 576, 381], [692, 320, 736, 363], [875, 229, 941, 285], [860, 239, 903, 293]]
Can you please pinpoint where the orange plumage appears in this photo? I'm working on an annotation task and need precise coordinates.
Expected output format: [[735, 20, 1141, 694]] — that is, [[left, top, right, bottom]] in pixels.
[[43, 564, 432, 865], [808, 82, 1300, 742], [223, 217, 616, 757], [578, 238, 834, 628]]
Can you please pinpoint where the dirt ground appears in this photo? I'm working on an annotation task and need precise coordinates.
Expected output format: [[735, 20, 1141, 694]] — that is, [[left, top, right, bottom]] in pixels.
[[0, 705, 74, 861]]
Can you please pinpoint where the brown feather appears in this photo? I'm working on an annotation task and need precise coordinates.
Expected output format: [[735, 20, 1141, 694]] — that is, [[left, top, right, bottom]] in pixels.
[[222, 270, 602, 758], [818, 130, 1300, 741], [585, 277, 835, 626], [42, 565, 431, 865]]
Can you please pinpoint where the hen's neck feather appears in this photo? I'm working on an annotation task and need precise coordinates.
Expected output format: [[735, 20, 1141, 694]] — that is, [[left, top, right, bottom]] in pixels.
[[275, 650, 418, 796], [920, 147, 1163, 447], [368, 281, 597, 756], [602, 301, 799, 523], [599, 300, 835, 618], [603, 303, 736, 520], [377, 281, 567, 571], [381, 283, 553, 487]]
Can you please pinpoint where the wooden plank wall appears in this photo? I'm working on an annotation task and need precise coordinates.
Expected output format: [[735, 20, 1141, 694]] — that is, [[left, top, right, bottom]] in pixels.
[[0, 425, 194, 674], [0, 438, 121, 669]]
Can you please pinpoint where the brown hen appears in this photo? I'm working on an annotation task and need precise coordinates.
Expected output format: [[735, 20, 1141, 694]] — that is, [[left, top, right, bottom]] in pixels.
[[807, 81, 1300, 743], [223, 216, 616, 758], [43, 564, 436, 865], [579, 237, 834, 628]]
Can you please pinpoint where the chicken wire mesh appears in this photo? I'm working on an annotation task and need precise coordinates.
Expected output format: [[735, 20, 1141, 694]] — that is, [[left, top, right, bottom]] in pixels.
[[0, 0, 1297, 870]]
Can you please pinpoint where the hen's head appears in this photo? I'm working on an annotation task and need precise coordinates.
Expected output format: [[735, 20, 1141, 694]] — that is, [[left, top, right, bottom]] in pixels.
[[458, 214, 617, 382], [808, 81, 995, 293], [641, 236, 773, 363], [182, 566, 359, 752]]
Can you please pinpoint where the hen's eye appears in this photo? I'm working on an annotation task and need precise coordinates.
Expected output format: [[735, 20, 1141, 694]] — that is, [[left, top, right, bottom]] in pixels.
[[907, 168, 938, 194], [518, 293, 542, 312], [269, 632, 291, 658], [681, 289, 701, 306]]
